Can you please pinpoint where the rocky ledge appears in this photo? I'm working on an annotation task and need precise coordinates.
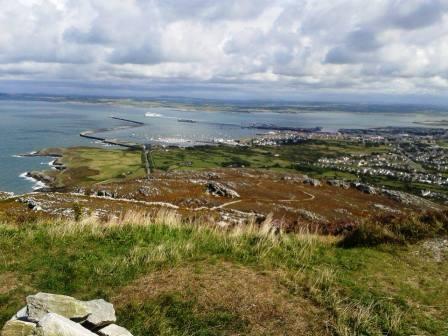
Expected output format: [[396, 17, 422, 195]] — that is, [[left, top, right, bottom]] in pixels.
[[25, 172, 55, 186], [2, 292, 132, 336]]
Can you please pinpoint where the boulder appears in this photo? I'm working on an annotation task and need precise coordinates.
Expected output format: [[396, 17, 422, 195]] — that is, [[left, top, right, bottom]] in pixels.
[[297, 209, 327, 223], [206, 182, 240, 198], [96, 190, 116, 198], [37, 313, 96, 336], [303, 177, 321, 187], [1, 320, 36, 336], [351, 182, 377, 194], [83, 299, 116, 327], [327, 179, 350, 189], [26, 293, 90, 322], [97, 324, 133, 336]]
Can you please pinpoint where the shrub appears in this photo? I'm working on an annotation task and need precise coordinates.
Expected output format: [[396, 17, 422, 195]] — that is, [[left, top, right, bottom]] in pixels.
[[221, 156, 251, 168], [339, 222, 400, 247], [340, 210, 448, 248], [72, 203, 83, 222]]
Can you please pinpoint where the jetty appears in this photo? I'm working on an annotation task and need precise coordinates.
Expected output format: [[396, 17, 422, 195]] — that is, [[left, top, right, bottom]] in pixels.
[[79, 116, 144, 149]]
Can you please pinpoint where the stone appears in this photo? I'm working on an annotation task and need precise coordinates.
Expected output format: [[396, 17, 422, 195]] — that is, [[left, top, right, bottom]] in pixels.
[[97, 324, 133, 336], [352, 182, 377, 194], [327, 179, 350, 189], [96, 190, 116, 198], [1, 320, 37, 336], [37, 313, 96, 336], [206, 182, 240, 198], [381, 189, 430, 206], [303, 177, 321, 187], [83, 299, 116, 327], [26, 293, 90, 322], [297, 209, 327, 223]]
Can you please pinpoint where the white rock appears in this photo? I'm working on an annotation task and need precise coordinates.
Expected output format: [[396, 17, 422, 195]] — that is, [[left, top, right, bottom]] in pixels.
[[27, 292, 90, 322], [83, 299, 116, 327], [97, 324, 133, 336], [37, 313, 97, 336]]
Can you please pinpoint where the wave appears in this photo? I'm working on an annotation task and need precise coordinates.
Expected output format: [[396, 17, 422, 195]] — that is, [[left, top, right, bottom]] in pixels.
[[152, 137, 191, 144], [145, 112, 177, 119], [145, 112, 163, 118], [11, 155, 23, 158], [19, 172, 48, 191]]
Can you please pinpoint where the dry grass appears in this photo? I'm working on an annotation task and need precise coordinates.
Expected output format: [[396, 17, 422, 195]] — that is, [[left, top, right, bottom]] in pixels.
[[113, 261, 331, 336], [0, 272, 19, 295], [2, 207, 446, 335]]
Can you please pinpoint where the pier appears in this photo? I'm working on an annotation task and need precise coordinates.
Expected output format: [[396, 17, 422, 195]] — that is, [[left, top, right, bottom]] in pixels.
[[79, 116, 145, 149]]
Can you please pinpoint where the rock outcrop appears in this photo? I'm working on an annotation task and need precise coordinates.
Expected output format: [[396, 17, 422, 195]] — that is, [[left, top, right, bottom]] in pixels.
[[96, 190, 117, 198], [351, 182, 377, 194], [16, 198, 43, 211], [303, 177, 321, 187], [26, 172, 55, 185], [206, 181, 240, 198], [2, 293, 132, 336], [327, 179, 350, 189], [0, 192, 13, 201]]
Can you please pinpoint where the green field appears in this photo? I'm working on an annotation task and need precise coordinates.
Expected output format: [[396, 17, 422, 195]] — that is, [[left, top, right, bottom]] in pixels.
[[1, 214, 447, 335], [50, 141, 387, 186], [47, 141, 446, 201], [53, 147, 146, 187]]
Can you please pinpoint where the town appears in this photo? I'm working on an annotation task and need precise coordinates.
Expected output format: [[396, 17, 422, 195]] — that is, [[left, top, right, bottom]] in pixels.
[[247, 126, 448, 202]]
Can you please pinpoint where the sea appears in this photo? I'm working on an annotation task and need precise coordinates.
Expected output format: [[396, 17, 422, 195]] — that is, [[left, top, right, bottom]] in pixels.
[[0, 98, 446, 194]]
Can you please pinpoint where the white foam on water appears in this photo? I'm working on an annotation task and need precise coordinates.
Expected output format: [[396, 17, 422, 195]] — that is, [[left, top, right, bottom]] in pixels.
[[145, 112, 163, 118], [19, 172, 48, 190], [145, 112, 176, 119], [153, 137, 191, 144], [11, 155, 23, 158]]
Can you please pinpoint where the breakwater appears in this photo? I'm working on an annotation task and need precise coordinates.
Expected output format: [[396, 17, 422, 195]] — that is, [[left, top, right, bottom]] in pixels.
[[80, 116, 144, 149]]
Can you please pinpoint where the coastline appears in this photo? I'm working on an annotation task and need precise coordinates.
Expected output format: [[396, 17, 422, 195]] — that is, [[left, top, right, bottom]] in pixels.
[[19, 172, 48, 191]]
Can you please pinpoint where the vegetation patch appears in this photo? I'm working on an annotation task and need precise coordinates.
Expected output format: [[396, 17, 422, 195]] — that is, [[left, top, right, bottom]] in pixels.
[[1, 213, 447, 335], [340, 210, 448, 247]]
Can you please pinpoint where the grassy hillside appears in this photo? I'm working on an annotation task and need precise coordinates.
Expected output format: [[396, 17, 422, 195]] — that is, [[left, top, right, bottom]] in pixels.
[[1, 212, 447, 335]]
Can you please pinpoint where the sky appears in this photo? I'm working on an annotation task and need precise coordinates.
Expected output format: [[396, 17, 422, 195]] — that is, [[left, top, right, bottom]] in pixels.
[[1, 0, 448, 103]]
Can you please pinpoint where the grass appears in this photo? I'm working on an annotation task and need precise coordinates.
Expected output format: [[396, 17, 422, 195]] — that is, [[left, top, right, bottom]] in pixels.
[[49, 141, 389, 188], [340, 210, 448, 247], [53, 147, 146, 187], [1, 211, 447, 335]]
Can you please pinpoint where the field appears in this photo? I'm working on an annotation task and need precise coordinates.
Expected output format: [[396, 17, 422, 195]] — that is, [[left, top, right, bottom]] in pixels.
[[1, 213, 447, 335], [48, 147, 146, 188], [48, 141, 389, 188]]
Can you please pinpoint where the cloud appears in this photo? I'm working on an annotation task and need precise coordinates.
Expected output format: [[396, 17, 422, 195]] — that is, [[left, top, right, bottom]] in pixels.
[[0, 0, 448, 100], [384, 0, 447, 30]]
